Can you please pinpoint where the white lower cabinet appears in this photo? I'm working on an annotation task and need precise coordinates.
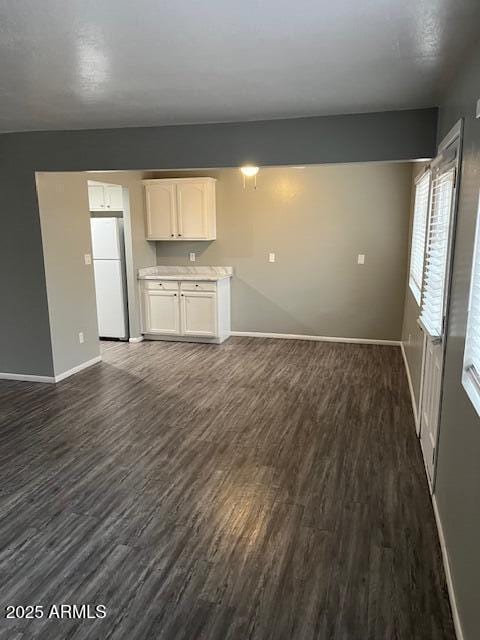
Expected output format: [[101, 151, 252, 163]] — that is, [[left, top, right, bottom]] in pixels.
[[181, 291, 217, 337], [143, 289, 180, 335], [140, 278, 230, 343]]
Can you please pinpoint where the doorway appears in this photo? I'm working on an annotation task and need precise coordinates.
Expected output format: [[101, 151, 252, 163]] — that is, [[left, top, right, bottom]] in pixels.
[[418, 121, 463, 488], [88, 180, 129, 341]]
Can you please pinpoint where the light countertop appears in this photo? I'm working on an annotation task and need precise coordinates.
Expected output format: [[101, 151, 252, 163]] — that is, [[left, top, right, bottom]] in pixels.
[[138, 266, 233, 281]]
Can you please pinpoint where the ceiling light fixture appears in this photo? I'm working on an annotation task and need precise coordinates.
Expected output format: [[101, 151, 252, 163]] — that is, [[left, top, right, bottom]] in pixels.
[[240, 165, 259, 189]]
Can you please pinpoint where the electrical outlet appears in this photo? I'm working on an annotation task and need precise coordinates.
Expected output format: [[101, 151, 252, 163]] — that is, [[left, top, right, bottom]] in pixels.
[[84, 253, 92, 265], [189, 252, 196, 262], [78, 332, 84, 344], [357, 254, 365, 265], [269, 252, 276, 263]]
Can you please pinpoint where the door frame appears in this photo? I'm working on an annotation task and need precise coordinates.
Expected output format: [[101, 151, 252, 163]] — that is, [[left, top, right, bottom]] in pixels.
[[417, 119, 463, 491]]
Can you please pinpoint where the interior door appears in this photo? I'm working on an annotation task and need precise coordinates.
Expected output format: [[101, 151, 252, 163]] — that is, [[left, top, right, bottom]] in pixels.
[[145, 183, 177, 239], [418, 122, 462, 488], [181, 291, 217, 336], [143, 290, 180, 335], [420, 334, 444, 481], [176, 181, 208, 239]]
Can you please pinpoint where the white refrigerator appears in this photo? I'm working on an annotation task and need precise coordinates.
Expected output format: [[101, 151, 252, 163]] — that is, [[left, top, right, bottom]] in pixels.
[[90, 218, 129, 339]]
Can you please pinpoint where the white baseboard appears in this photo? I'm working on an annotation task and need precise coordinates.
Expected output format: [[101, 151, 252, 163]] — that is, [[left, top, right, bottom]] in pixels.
[[0, 355, 102, 385], [230, 331, 400, 346], [432, 496, 464, 640], [54, 355, 102, 382], [403, 338, 462, 638], [0, 372, 56, 384], [143, 333, 226, 344], [129, 336, 144, 343], [400, 342, 419, 432]]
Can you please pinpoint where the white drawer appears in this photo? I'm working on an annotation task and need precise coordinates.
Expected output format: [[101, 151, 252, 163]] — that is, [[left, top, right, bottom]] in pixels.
[[180, 281, 217, 292], [143, 280, 179, 291]]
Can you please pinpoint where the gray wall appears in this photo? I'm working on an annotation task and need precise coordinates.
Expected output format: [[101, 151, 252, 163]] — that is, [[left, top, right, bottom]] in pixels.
[[401, 162, 430, 410], [154, 163, 413, 340], [0, 170, 54, 376], [36, 172, 100, 376], [432, 45, 480, 640], [0, 108, 437, 376]]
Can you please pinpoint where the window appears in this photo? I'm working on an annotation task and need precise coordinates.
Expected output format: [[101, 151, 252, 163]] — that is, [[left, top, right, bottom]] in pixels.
[[409, 171, 431, 304], [462, 193, 480, 416], [419, 167, 455, 337]]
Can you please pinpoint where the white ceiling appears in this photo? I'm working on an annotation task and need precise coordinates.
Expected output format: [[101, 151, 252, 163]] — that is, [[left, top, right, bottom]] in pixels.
[[0, 0, 479, 132]]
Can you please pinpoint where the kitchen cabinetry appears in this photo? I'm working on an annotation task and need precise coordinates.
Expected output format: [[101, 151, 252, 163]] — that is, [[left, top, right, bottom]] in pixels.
[[143, 288, 180, 336], [143, 178, 216, 241], [104, 184, 124, 210], [181, 289, 217, 337], [88, 181, 123, 212], [140, 278, 230, 343], [144, 182, 177, 239]]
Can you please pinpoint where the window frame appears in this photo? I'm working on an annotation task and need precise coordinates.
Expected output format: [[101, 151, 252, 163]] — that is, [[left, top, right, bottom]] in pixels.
[[462, 192, 480, 416]]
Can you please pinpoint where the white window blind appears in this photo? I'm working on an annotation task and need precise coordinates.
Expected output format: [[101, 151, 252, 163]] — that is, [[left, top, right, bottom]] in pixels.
[[419, 167, 455, 337], [462, 194, 480, 416], [409, 171, 431, 304]]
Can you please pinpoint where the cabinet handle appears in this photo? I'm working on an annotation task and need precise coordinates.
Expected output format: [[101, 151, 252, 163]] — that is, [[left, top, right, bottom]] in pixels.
[[174, 293, 177, 297], [178, 233, 182, 237], [171, 234, 174, 237], [181, 294, 184, 297]]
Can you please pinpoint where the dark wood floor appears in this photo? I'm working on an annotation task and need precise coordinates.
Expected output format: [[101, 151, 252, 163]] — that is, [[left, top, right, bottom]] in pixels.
[[0, 338, 454, 639]]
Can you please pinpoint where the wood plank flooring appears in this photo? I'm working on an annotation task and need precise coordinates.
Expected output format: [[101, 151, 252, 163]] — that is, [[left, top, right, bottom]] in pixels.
[[0, 338, 455, 639]]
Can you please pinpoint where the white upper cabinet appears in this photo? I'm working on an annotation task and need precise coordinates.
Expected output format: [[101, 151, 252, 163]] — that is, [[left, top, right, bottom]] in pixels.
[[105, 184, 124, 210], [88, 184, 106, 211], [88, 181, 123, 212], [143, 178, 216, 241], [177, 181, 208, 239], [145, 182, 177, 239]]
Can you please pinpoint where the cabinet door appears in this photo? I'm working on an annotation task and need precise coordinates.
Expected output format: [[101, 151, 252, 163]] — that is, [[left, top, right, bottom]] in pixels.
[[88, 184, 106, 211], [145, 183, 177, 239], [181, 291, 217, 337], [143, 290, 180, 335], [176, 181, 208, 239], [104, 184, 124, 211]]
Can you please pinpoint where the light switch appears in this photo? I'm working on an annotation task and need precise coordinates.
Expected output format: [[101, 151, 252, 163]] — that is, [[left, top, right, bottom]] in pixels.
[[357, 254, 365, 265], [189, 252, 196, 262], [84, 253, 92, 265], [269, 252, 276, 263], [78, 332, 84, 344]]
